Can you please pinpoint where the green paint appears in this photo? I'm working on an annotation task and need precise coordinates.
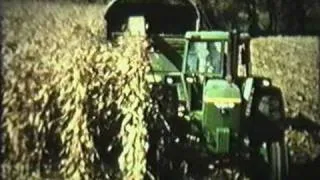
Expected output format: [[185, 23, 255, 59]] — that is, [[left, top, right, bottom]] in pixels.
[[177, 83, 187, 102], [204, 79, 242, 100], [215, 128, 230, 153], [185, 31, 230, 40], [150, 53, 180, 72], [202, 79, 241, 154]]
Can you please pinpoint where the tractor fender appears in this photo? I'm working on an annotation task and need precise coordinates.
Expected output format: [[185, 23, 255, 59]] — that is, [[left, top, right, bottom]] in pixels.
[[248, 85, 286, 143], [252, 85, 286, 122]]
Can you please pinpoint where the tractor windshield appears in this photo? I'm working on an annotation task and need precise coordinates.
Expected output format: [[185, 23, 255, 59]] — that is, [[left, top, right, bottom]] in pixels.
[[186, 41, 225, 75]]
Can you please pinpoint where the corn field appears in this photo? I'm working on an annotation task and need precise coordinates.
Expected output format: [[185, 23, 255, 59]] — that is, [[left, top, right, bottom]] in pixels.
[[1, 0, 320, 180], [1, 1, 157, 179]]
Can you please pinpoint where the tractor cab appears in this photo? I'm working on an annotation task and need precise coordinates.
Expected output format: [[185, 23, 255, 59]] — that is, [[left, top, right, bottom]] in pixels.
[[180, 31, 249, 112], [184, 32, 227, 77], [179, 31, 243, 154], [183, 31, 229, 78]]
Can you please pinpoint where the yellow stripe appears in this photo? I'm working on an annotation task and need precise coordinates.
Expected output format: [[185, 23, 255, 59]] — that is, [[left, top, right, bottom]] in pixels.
[[204, 97, 241, 104]]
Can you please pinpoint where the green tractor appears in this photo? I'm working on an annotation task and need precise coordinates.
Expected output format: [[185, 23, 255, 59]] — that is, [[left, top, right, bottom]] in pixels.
[[105, 0, 290, 179]]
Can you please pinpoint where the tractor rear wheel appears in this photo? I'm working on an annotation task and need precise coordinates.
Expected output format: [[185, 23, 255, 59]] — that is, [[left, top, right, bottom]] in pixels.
[[268, 141, 289, 180], [251, 87, 289, 180]]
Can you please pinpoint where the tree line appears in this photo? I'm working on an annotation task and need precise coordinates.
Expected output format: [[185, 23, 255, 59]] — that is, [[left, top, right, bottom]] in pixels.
[[36, 0, 320, 35], [200, 0, 319, 36]]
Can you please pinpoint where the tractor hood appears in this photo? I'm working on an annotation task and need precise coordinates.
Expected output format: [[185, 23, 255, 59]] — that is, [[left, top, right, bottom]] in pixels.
[[202, 79, 242, 152], [203, 79, 242, 106]]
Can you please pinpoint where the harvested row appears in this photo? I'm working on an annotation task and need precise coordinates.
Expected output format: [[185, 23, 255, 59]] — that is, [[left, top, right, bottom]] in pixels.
[[251, 37, 320, 121], [251, 37, 320, 163]]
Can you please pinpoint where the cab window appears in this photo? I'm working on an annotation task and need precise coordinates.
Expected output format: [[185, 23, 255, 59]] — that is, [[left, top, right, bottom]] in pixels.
[[186, 41, 225, 75]]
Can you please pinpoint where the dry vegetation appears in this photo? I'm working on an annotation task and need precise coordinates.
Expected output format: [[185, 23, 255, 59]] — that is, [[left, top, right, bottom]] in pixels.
[[1, 0, 320, 179], [251, 37, 320, 163], [251, 37, 319, 121], [2, 0, 154, 179]]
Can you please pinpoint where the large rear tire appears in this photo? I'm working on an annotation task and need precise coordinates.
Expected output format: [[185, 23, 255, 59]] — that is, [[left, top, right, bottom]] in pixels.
[[251, 87, 289, 180], [268, 141, 289, 180]]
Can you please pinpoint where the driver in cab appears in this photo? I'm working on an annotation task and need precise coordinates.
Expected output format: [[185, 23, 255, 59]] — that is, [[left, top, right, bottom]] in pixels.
[[187, 41, 222, 75]]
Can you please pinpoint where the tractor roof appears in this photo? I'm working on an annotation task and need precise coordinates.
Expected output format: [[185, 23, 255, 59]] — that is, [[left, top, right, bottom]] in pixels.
[[185, 31, 230, 40]]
